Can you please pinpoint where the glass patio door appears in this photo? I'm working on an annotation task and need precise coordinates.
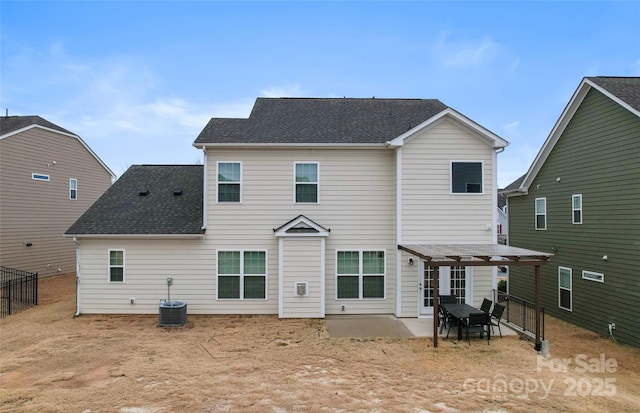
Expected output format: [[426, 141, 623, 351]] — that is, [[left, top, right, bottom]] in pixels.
[[419, 265, 435, 315]]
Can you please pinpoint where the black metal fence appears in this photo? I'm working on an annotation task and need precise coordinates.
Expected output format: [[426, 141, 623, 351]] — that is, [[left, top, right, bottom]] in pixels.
[[493, 289, 544, 341], [1, 266, 38, 317]]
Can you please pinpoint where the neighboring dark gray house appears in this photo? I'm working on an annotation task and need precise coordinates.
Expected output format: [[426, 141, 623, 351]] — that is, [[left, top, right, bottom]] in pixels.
[[502, 77, 640, 348]]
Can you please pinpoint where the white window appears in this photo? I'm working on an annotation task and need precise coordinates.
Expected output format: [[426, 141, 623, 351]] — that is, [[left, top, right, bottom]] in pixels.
[[451, 161, 483, 194], [70, 179, 78, 200], [217, 162, 241, 203], [108, 250, 125, 283], [217, 250, 267, 299], [336, 250, 385, 299], [558, 267, 572, 311], [535, 198, 547, 230], [295, 162, 319, 203], [32, 173, 50, 181], [582, 270, 604, 283], [572, 194, 582, 224]]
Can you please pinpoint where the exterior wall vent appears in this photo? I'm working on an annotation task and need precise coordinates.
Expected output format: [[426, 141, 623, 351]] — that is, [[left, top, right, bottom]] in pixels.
[[295, 282, 308, 296]]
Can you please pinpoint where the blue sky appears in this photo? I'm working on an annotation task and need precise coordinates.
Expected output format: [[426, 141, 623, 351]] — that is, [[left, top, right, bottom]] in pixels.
[[2, 1, 639, 187]]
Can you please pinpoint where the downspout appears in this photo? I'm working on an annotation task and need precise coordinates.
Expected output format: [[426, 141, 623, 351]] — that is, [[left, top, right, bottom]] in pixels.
[[73, 237, 81, 317], [201, 147, 208, 230], [491, 147, 503, 292], [395, 146, 403, 317]]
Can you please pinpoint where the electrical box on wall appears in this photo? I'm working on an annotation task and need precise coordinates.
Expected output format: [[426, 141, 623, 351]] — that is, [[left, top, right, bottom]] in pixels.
[[295, 282, 308, 296]]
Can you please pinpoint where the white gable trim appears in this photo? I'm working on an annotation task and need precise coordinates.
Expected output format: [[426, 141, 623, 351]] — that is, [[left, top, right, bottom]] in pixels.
[[1, 124, 116, 180], [274, 215, 330, 237], [515, 77, 640, 195], [386, 108, 508, 149]]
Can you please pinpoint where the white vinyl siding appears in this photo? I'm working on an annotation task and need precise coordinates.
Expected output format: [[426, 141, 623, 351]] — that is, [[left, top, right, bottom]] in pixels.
[[281, 238, 324, 318], [558, 266, 572, 311], [535, 198, 547, 230], [572, 194, 582, 224]]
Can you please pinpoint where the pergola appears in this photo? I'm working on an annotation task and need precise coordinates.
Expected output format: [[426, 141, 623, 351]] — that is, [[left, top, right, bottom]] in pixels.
[[398, 244, 553, 349]]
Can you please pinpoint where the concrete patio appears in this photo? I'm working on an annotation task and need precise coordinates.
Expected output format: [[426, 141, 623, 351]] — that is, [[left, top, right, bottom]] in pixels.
[[326, 314, 519, 339]]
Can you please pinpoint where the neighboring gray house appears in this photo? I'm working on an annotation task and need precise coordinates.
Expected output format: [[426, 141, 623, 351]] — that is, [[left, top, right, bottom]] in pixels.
[[0, 116, 114, 276], [66, 98, 510, 318], [503, 77, 640, 348]]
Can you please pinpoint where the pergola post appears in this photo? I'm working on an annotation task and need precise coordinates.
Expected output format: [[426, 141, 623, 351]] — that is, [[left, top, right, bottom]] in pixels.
[[433, 265, 439, 348], [534, 265, 541, 351]]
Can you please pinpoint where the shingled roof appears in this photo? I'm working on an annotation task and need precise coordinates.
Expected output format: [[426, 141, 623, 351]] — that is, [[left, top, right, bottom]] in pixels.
[[587, 77, 640, 112], [194, 98, 449, 145], [66, 165, 204, 236], [0, 115, 75, 136]]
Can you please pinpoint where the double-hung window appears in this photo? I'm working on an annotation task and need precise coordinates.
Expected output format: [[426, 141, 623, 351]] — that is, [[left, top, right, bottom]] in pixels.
[[70, 179, 78, 200], [217, 162, 241, 203], [558, 267, 572, 311], [217, 250, 266, 299], [295, 162, 318, 203], [109, 250, 124, 283], [337, 250, 385, 299], [572, 194, 582, 224], [535, 198, 547, 230], [451, 161, 483, 194]]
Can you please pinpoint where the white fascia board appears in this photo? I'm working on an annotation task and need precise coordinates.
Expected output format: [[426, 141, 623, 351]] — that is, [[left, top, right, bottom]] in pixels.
[[274, 215, 330, 237], [1, 124, 116, 180], [519, 78, 592, 192], [64, 233, 205, 240], [386, 108, 509, 149], [193, 142, 387, 149], [586, 78, 640, 118]]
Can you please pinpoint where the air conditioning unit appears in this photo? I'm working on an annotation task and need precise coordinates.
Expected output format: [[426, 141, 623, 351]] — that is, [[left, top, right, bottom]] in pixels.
[[158, 301, 187, 327]]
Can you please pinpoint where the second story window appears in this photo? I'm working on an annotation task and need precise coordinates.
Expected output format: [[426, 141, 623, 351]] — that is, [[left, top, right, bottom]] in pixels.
[[295, 162, 318, 203], [572, 194, 582, 224], [69, 179, 78, 200], [535, 197, 547, 230], [217, 162, 241, 203], [451, 161, 483, 194]]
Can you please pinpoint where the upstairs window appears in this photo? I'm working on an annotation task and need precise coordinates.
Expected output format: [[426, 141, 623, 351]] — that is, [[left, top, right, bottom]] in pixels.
[[295, 162, 318, 203], [217, 162, 241, 203], [535, 198, 547, 230], [572, 194, 582, 224], [337, 250, 385, 299], [70, 179, 78, 200], [109, 250, 125, 283], [451, 162, 483, 194]]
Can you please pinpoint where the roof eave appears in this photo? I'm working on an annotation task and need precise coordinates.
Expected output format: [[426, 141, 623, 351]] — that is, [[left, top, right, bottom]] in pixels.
[[65, 233, 205, 240], [193, 142, 388, 149]]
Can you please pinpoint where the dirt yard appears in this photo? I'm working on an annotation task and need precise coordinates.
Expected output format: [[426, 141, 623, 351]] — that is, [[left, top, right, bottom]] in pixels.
[[1, 274, 639, 412]]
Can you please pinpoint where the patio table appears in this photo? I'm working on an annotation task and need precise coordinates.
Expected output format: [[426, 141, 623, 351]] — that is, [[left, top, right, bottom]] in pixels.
[[441, 302, 484, 340]]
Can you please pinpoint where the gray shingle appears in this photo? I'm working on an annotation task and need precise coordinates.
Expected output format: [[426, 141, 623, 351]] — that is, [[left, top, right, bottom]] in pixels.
[[66, 165, 204, 235], [194, 98, 449, 145], [0, 115, 75, 136], [587, 77, 640, 112]]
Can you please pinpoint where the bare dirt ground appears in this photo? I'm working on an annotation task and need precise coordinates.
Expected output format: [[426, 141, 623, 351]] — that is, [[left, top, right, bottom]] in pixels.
[[1, 274, 639, 413]]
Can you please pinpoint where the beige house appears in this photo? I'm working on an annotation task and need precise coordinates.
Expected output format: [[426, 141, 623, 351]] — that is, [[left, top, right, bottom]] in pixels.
[[0, 116, 114, 276], [66, 98, 508, 318]]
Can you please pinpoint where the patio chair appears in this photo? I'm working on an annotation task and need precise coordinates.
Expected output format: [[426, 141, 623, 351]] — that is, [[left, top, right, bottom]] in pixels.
[[480, 298, 492, 313], [490, 303, 505, 338], [462, 312, 491, 345], [439, 295, 457, 304], [438, 305, 448, 334]]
